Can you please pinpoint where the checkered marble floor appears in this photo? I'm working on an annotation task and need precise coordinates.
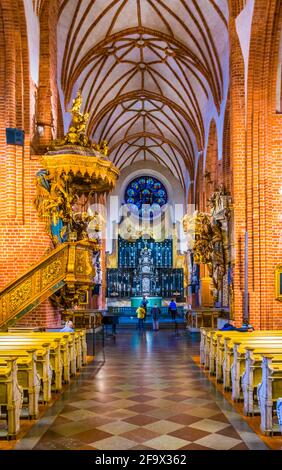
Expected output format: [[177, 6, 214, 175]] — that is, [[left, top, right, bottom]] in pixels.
[[16, 330, 268, 450]]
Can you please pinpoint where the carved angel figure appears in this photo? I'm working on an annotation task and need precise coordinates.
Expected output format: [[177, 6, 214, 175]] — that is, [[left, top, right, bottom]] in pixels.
[[51, 90, 92, 148], [35, 170, 75, 246], [193, 212, 213, 268], [92, 139, 109, 157], [71, 211, 94, 241], [210, 220, 226, 298]]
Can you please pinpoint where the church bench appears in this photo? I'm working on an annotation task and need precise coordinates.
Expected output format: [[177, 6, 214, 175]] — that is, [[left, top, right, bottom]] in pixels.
[[0, 350, 40, 419], [0, 333, 73, 384], [0, 343, 52, 403], [223, 339, 282, 392], [0, 358, 23, 439], [0, 330, 87, 385], [203, 330, 218, 369], [0, 336, 63, 390], [17, 331, 84, 373], [242, 349, 282, 416], [212, 331, 282, 377], [200, 327, 214, 365], [21, 329, 87, 368], [230, 342, 282, 401], [257, 355, 282, 435], [0, 336, 63, 392], [216, 334, 282, 385]]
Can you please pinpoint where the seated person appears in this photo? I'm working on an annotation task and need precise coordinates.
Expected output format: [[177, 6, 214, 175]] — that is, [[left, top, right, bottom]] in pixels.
[[242, 318, 255, 331], [60, 320, 74, 333], [220, 319, 253, 332]]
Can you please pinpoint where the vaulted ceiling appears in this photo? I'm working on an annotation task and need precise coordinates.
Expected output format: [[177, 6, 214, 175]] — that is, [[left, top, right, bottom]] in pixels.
[[58, 0, 229, 191]]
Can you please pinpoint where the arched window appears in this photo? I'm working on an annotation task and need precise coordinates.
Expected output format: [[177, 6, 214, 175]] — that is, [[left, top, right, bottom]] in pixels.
[[124, 176, 168, 216]]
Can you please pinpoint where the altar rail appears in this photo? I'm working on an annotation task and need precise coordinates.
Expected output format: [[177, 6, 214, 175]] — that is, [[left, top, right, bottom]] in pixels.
[[107, 306, 185, 318]]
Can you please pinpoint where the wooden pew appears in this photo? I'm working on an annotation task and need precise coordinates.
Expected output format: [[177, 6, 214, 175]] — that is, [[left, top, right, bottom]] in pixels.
[[0, 349, 40, 419], [223, 338, 282, 392], [200, 327, 213, 365], [213, 331, 282, 380], [0, 331, 88, 440], [230, 342, 282, 400], [0, 358, 23, 439], [257, 355, 282, 435], [242, 348, 282, 416], [15, 332, 79, 375], [218, 334, 282, 388], [0, 336, 63, 393], [0, 333, 71, 385], [0, 343, 51, 403]]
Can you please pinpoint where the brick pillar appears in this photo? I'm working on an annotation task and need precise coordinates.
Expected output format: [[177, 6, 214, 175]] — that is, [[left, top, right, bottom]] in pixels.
[[245, 0, 282, 329], [36, 0, 59, 149], [229, 9, 246, 325]]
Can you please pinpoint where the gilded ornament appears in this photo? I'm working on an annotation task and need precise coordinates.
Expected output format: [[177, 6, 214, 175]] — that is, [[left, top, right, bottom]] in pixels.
[[10, 279, 32, 312]]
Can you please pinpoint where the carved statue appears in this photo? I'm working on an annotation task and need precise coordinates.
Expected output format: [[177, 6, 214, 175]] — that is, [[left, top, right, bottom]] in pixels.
[[182, 210, 227, 302], [208, 184, 230, 218], [71, 211, 95, 241], [193, 212, 213, 269], [210, 220, 226, 299], [92, 139, 109, 157], [35, 170, 75, 245], [49, 90, 92, 149]]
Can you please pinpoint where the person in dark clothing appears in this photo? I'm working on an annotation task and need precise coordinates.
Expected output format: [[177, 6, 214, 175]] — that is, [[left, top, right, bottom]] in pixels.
[[151, 304, 161, 331], [220, 319, 254, 332], [141, 296, 148, 321], [168, 298, 177, 320]]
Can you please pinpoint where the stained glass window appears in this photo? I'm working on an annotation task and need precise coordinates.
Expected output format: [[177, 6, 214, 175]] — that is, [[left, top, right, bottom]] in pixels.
[[124, 176, 168, 216]]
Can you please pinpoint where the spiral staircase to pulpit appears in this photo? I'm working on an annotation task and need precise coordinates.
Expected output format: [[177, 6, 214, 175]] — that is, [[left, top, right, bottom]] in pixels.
[[0, 92, 119, 330]]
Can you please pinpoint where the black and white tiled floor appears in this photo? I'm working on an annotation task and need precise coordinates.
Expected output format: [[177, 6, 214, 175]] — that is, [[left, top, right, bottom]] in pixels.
[[15, 329, 268, 450]]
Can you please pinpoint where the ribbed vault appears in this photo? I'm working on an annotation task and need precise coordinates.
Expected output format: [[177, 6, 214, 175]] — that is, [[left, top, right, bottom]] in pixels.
[[58, 0, 229, 190]]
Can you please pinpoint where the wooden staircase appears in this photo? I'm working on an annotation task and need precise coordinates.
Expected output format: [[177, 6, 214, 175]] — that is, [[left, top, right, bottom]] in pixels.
[[0, 242, 95, 330]]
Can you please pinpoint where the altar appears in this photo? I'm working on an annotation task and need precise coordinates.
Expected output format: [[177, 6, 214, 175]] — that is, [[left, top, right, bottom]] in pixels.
[[107, 236, 184, 300], [131, 297, 162, 308]]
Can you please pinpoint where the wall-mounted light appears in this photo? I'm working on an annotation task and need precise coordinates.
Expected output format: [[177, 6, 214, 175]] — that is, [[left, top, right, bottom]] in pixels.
[[36, 123, 45, 136], [36, 120, 54, 137]]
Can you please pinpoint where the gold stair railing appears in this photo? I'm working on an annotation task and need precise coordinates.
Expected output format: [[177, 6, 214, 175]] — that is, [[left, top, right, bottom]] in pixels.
[[0, 242, 95, 329]]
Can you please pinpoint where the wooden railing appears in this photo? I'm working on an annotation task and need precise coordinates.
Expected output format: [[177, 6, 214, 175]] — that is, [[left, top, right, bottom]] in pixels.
[[0, 242, 95, 329]]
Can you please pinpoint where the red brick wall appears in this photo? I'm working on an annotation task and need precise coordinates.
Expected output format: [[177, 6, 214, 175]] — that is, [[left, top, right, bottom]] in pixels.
[[229, 6, 246, 326], [1, 0, 282, 331], [228, 0, 282, 329], [193, 1, 282, 329], [0, 0, 60, 328], [238, 0, 282, 329], [36, 0, 60, 149], [222, 91, 232, 195], [16, 299, 62, 329]]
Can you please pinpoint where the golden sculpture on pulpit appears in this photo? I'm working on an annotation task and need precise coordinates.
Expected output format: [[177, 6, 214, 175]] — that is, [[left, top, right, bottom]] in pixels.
[[51, 90, 91, 148], [34, 90, 119, 247]]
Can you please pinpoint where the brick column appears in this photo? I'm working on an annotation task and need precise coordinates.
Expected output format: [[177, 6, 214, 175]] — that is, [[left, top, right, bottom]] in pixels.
[[229, 6, 246, 325]]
